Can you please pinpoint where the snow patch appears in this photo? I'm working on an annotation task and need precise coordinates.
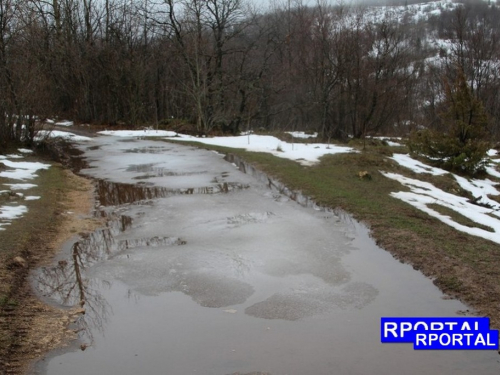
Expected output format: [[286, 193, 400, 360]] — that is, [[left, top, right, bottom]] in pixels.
[[36, 130, 91, 141], [99, 130, 177, 137], [5, 183, 37, 190], [485, 166, 500, 179], [0, 205, 28, 220], [391, 154, 448, 176], [0, 160, 50, 181], [382, 172, 500, 244], [165, 134, 356, 166], [55, 120, 74, 127], [286, 131, 318, 139], [25, 196, 41, 201], [384, 152, 500, 244]]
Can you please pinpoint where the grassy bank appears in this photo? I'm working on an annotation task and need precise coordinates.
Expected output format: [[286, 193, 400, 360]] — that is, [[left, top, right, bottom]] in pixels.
[[0, 162, 67, 369], [164, 138, 500, 331], [0, 163, 68, 304], [0, 155, 96, 374]]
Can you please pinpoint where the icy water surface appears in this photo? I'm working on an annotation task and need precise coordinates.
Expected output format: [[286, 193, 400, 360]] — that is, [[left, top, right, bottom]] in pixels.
[[32, 137, 500, 375]]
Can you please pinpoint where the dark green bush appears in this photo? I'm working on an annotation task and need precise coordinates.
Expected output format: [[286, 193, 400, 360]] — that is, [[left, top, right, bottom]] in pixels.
[[409, 72, 490, 175]]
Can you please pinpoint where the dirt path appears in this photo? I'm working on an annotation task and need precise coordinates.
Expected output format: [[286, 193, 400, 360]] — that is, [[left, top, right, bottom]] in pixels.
[[3, 131, 500, 374], [35, 136, 500, 375], [0, 168, 99, 375]]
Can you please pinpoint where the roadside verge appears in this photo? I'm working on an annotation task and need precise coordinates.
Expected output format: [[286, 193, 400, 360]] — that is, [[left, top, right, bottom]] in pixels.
[[0, 162, 99, 375]]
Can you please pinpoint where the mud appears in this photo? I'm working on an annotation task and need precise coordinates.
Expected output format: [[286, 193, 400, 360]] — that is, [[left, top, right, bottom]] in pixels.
[[31, 137, 500, 375], [0, 168, 100, 375]]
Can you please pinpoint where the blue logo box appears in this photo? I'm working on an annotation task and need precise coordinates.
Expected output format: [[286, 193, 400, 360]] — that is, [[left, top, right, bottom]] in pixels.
[[381, 317, 499, 350]]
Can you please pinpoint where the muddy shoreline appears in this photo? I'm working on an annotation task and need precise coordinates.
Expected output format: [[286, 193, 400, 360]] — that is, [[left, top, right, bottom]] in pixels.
[[28, 137, 500, 374], [3, 134, 500, 375], [0, 161, 100, 375]]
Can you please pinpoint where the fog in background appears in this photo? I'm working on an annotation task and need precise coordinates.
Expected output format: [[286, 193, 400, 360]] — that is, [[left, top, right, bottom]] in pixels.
[[254, 0, 461, 13], [2, 0, 500, 150]]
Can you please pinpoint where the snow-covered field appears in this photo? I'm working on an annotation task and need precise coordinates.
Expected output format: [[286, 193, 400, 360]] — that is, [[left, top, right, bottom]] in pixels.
[[366, 0, 460, 25]]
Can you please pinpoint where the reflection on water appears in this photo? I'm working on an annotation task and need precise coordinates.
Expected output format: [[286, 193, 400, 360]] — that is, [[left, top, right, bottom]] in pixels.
[[124, 146, 171, 153], [33, 141, 500, 375], [126, 163, 209, 179], [32, 210, 185, 343], [225, 153, 351, 216], [33, 240, 112, 343], [35, 149, 384, 346], [96, 179, 250, 206]]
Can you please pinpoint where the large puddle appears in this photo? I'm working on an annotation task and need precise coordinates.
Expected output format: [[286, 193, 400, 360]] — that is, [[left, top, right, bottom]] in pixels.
[[31, 137, 500, 374]]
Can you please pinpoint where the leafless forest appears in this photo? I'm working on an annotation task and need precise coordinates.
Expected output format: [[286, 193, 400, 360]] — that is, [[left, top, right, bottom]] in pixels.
[[1, 0, 499, 149]]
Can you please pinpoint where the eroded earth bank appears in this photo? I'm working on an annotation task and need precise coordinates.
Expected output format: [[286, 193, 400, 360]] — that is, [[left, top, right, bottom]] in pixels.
[[31, 136, 500, 375]]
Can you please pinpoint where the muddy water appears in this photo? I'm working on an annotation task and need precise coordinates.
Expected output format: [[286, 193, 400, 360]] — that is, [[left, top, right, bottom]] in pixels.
[[32, 137, 500, 375]]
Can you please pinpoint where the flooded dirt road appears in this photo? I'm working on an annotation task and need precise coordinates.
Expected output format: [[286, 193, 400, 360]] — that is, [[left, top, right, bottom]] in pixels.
[[32, 136, 500, 374]]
